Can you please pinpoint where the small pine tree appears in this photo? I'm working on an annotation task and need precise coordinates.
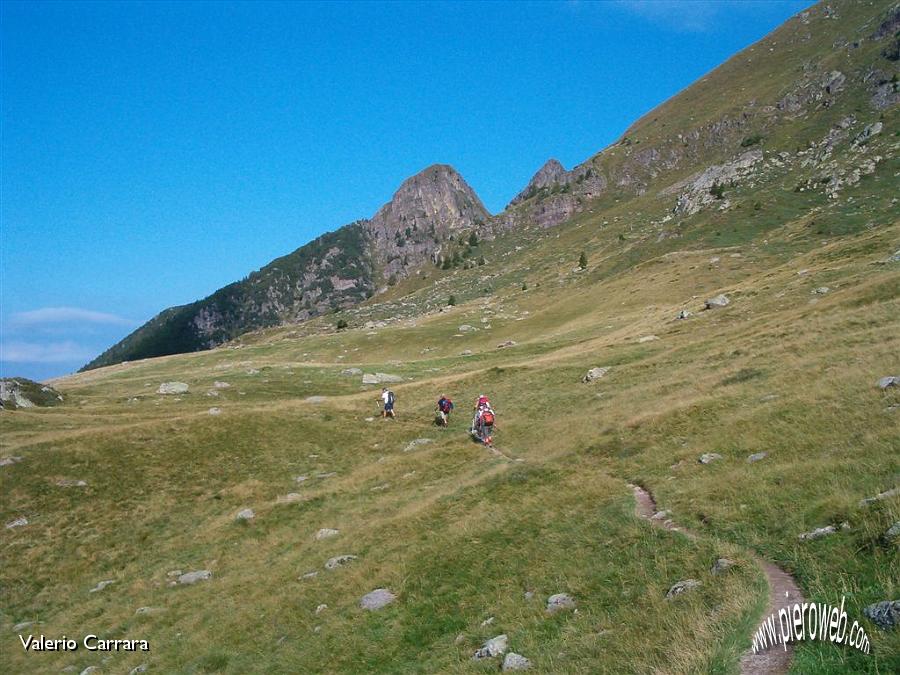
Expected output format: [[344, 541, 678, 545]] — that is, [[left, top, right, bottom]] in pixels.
[[468, 231, 479, 247], [448, 295, 457, 306], [521, 282, 528, 291], [578, 251, 588, 269], [478, 256, 486, 266], [336, 319, 348, 330]]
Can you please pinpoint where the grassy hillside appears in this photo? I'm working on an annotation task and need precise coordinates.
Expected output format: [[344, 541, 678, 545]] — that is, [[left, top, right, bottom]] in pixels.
[[3, 1, 899, 673]]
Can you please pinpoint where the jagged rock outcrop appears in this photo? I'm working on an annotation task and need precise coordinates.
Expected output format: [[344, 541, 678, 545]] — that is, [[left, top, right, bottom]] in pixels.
[[0, 378, 63, 410]]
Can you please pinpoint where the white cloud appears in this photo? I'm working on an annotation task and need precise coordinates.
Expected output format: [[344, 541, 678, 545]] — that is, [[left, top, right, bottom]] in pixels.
[[614, 0, 720, 32], [0, 340, 95, 364], [9, 307, 136, 327]]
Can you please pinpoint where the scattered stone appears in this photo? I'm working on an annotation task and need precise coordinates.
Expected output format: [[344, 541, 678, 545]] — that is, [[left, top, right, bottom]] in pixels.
[[524, 591, 534, 600], [711, 558, 735, 575], [130, 664, 149, 675], [236, 508, 255, 521], [371, 483, 390, 491], [12, 621, 35, 632], [0, 456, 23, 467], [365, 416, 375, 422], [759, 394, 779, 402], [472, 634, 508, 660], [178, 570, 212, 585], [666, 579, 701, 599], [315, 604, 328, 615], [360, 588, 396, 610], [5, 517, 28, 529], [80, 667, 101, 675], [884, 521, 900, 543], [315, 528, 339, 540], [503, 652, 532, 671], [860, 487, 900, 506], [295, 475, 308, 484], [157, 382, 189, 395], [134, 607, 164, 616], [705, 294, 730, 309], [677, 310, 692, 320], [481, 616, 495, 627], [404, 438, 433, 452], [460, 350, 473, 356], [213, 381, 231, 389], [305, 396, 327, 404], [89, 580, 115, 593], [340, 368, 363, 376], [278, 493, 303, 503], [582, 367, 610, 383], [798, 525, 837, 541], [699, 453, 722, 464], [459, 324, 476, 332], [863, 600, 899, 630], [650, 510, 671, 521], [638, 335, 659, 343], [362, 372, 403, 385], [316, 472, 337, 479], [547, 593, 576, 614], [455, 633, 466, 645], [301, 571, 318, 579], [325, 555, 358, 570], [56, 479, 88, 487], [208, 407, 222, 415], [497, 340, 517, 348], [709, 256, 720, 264], [246, 368, 260, 375], [747, 452, 768, 463], [812, 287, 830, 295], [877, 376, 899, 389], [166, 570, 183, 578]]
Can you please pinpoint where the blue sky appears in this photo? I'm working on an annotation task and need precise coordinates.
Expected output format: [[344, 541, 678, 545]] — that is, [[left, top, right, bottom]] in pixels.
[[1, 0, 810, 381]]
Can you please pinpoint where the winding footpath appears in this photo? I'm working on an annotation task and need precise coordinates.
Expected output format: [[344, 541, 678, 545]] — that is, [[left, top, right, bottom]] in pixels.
[[629, 484, 804, 675]]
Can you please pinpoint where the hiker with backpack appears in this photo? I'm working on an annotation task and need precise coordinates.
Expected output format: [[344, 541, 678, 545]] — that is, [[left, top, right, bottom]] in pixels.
[[471, 394, 495, 445], [436, 394, 454, 427], [381, 387, 396, 419]]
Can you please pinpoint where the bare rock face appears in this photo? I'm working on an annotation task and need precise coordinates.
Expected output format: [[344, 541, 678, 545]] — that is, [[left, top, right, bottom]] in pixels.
[[673, 150, 763, 215], [365, 164, 490, 280], [508, 159, 568, 206]]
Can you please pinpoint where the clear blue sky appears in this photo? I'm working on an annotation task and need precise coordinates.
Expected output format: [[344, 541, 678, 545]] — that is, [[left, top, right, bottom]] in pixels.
[[1, 0, 810, 381]]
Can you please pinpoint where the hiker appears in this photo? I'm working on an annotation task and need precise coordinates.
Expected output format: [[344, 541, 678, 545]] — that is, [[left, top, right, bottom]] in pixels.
[[380, 387, 396, 419], [436, 394, 454, 427], [471, 394, 495, 445]]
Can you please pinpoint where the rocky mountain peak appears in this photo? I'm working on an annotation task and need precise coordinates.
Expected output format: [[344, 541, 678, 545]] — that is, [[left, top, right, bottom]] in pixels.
[[508, 158, 567, 207]]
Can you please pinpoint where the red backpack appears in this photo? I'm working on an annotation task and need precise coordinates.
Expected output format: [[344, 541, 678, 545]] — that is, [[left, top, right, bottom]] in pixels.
[[482, 411, 494, 426]]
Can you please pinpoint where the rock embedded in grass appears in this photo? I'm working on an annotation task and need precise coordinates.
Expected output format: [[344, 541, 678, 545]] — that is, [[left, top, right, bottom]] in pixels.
[[497, 340, 517, 348], [704, 294, 730, 309], [472, 634, 508, 660], [699, 453, 722, 464], [213, 381, 231, 389], [157, 382, 189, 395], [798, 525, 836, 541], [325, 555, 357, 570], [404, 438, 433, 452], [546, 593, 576, 614], [666, 579, 701, 599], [0, 456, 23, 467], [56, 479, 88, 487], [129, 664, 148, 675], [581, 367, 610, 383], [5, 516, 28, 529], [13, 621, 36, 632], [208, 407, 222, 415], [812, 287, 830, 295], [859, 486, 900, 506], [638, 335, 659, 343], [863, 600, 899, 630], [89, 580, 115, 593], [502, 652, 532, 671], [315, 528, 339, 540], [359, 588, 396, 611], [315, 604, 328, 615], [747, 452, 768, 463], [236, 508, 255, 521], [459, 324, 476, 332], [178, 570, 212, 585], [134, 607, 164, 616], [362, 372, 403, 384], [340, 368, 363, 376], [877, 376, 899, 389], [677, 310, 692, 320], [884, 521, 900, 543], [711, 558, 735, 575]]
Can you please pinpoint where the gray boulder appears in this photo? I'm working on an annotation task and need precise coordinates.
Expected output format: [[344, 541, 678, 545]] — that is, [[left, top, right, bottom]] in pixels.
[[236, 508, 255, 521], [863, 600, 899, 630], [57, 479, 88, 487], [157, 382, 189, 395], [860, 487, 899, 506], [325, 554, 358, 570], [582, 367, 610, 383], [699, 453, 722, 464], [359, 588, 396, 611], [547, 593, 576, 614], [362, 372, 403, 385], [502, 652, 532, 671], [747, 452, 768, 463], [0, 456, 23, 467], [178, 570, 212, 585], [497, 340, 517, 348], [877, 376, 899, 389], [711, 558, 735, 575], [315, 528, 339, 540], [472, 634, 508, 660], [5, 517, 27, 529], [677, 310, 692, 320], [884, 521, 900, 543], [404, 438, 433, 452], [798, 525, 836, 541], [812, 287, 830, 295], [705, 294, 730, 309], [89, 580, 115, 593], [458, 324, 477, 332], [666, 579, 701, 599], [340, 368, 363, 376]]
